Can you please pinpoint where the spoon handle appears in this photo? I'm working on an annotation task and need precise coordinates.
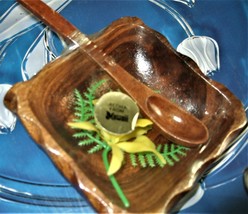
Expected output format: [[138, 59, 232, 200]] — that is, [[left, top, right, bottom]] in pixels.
[[17, 0, 209, 147], [18, 0, 84, 44]]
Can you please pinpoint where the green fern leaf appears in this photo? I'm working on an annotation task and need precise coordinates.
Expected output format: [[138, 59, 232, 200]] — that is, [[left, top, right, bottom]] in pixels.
[[80, 80, 107, 118], [71, 80, 108, 151], [78, 138, 96, 146], [163, 144, 169, 153], [130, 153, 138, 167], [74, 112, 83, 118], [83, 92, 94, 101], [74, 89, 83, 102], [145, 153, 155, 167], [138, 153, 147, 168], [73, 89, 88, 121], [83, 113, 94, 122], [161, 143, 189, 166], [150, 153, 166, 167], [176, 146, 189, 156], [88, 144, 105, 154], [171, 154, 179, 162], [127, 143, 189, 169], [163, 155, 175, 166], [73, 132, 89, 139], [156, 144, 162, 153], [88, 79, 107, 95]]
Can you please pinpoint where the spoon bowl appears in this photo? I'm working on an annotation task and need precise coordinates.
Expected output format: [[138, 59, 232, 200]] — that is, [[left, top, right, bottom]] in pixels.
[[147, 94, 209, 145]]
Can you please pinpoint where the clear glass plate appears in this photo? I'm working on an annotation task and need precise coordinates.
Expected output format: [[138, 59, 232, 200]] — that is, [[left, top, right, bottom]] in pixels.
[[0, 0, 247, 213]]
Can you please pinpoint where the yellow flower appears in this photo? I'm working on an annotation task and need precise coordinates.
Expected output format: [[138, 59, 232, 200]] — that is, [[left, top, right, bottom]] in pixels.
[[106, 135, 166, 175], [68, 121, 98, 132], [68, 118, 166, 175]]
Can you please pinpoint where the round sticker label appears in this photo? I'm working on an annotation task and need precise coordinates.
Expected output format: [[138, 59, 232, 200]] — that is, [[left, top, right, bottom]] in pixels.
[[94, 92, 139, 135]]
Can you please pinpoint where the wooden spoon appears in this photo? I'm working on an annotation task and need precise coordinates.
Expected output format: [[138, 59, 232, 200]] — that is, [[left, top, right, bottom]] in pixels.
[[17, 0, 209, 147]]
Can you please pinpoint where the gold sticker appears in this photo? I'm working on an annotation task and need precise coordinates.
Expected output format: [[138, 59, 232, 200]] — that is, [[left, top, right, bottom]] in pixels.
[[94, 92, 139, 135]]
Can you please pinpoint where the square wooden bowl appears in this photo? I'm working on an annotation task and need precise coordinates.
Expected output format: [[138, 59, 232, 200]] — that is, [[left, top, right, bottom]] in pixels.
[[4, 17, 247, 213]]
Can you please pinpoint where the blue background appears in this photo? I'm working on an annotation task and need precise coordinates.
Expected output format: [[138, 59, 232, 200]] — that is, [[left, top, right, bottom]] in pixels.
[[0, 0, 247, 213]]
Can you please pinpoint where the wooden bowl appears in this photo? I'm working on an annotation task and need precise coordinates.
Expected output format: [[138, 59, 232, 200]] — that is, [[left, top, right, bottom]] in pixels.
[[4, 17, 247, 213]]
